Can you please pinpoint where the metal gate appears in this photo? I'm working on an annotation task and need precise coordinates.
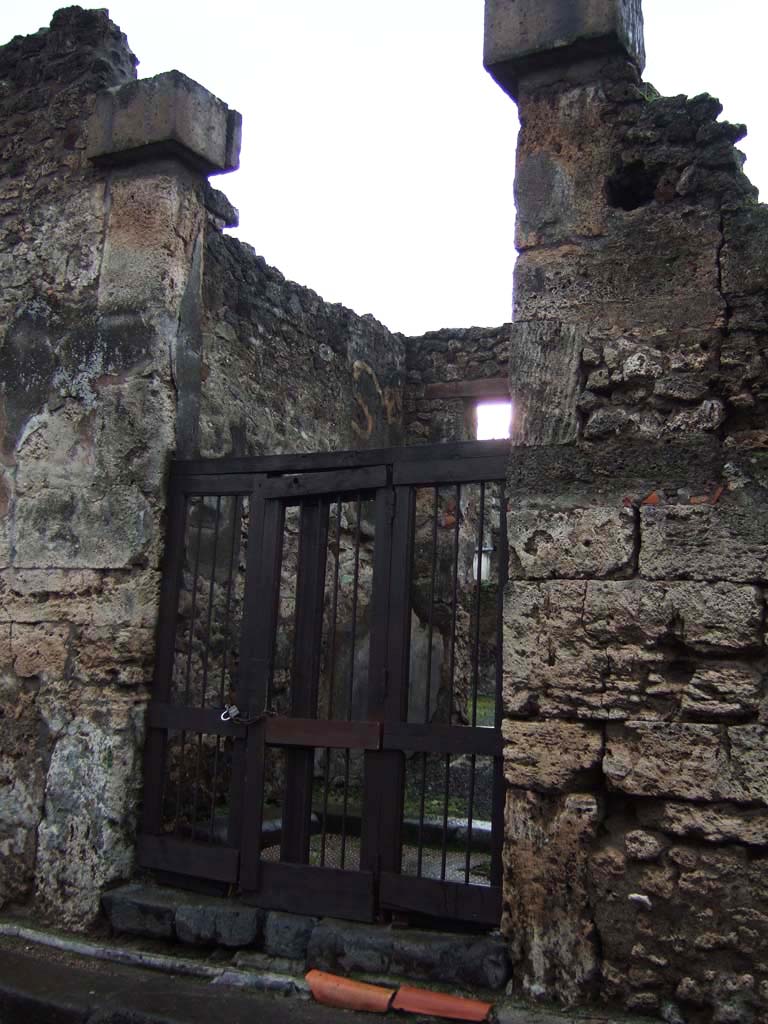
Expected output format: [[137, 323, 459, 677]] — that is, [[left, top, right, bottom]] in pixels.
[[139, 441, 508, 926]]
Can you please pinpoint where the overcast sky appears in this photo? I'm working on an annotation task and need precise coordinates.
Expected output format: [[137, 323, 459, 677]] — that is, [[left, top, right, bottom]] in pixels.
[[1, 2, 765, 336]]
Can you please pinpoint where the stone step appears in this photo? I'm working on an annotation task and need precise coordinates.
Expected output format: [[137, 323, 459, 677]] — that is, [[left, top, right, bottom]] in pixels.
[[102, 883, 510, 990]]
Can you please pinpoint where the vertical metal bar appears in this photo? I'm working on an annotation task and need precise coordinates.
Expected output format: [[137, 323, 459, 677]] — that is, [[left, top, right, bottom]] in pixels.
[[192, 496, 222, 838], [341, 494, 363, 870], [175, 497, 205, 834], [320, 497, 343, 868], [238, 483, 284, 886], [464, 481, 486, 883], [361, 484, 414, 887], [183, 497, 205, 705], [447, 484, 462, 722], [464, 753, 477, 884], [282, 497, 330, 864], [360, 484, 394, 878], [210, 495, 242, 841], [417, 486, 440, 878], [440, 484, 461, 880], [491, 482, 509, 888], [471, 481, 486, 728], [141, 484, 188, 836]]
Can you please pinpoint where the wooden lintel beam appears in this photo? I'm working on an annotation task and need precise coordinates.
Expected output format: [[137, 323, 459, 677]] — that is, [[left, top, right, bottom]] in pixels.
[[424, 377, 510, 401]]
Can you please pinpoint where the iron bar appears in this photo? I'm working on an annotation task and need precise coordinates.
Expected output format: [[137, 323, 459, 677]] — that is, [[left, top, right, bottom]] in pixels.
[[341, 494, 363, 869], [320, 496, 343, 867], [416, 486, 440, 878]]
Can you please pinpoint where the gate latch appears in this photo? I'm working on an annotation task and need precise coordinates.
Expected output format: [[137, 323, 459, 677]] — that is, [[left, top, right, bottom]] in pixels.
[[220, 704, 274, 725]]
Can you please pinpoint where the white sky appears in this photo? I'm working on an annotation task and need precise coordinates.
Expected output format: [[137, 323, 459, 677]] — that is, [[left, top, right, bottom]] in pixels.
[[1, 2, 766, 336]]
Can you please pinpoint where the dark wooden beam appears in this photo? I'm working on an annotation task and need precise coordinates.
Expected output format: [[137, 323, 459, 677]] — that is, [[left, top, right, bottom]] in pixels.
[[424, 377, 510, 401]]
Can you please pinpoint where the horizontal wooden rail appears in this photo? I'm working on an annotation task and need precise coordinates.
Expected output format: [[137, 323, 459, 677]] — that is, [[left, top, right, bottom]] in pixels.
[[147, 703, 247, 738], [382, 723, 502, 756], [171, 439, 511, 479], [265, 718, 382, 751], [138, 835, 239, 882]]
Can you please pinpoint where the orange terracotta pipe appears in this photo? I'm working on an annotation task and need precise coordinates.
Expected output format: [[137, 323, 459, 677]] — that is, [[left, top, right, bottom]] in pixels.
[[392, 985, 492, 1022], [305, 969, 396, 1013]]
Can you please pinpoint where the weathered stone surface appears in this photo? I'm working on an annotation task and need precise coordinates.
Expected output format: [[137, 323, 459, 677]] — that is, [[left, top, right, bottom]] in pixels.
[[175, 903, 263, 948], [89, 70, 241, 175], [102, 883, 179, 940], [201, 233, 405, 458], [678, 664, 763, 720], [584, 581, 763, 654], [484, 0, 645, 100], [604, 722, 768, 803], [636, 801, 768, 847], [263, 911, 318, 960], [640, 504, 768, 583], [503, 721, 603, 791], [594, 839, 768, 1022], [507, 507, 636, 579], [624, 830, 665, 862], [9, 623, 70, 679], [103, 883, 264, 947], [504, 579, 763, 719], [509, 322, 582, 445], [308, 919, 510, 990], [503, 791, 601, 1005], [34, 701, 145, 928]]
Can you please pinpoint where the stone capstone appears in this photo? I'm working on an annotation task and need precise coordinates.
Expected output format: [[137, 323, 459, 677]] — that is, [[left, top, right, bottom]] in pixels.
[[88, 70, 242, 175], [484, 0, 645, 100]]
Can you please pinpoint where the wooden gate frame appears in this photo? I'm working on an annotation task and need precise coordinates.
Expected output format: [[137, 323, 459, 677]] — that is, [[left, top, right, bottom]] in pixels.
[[139, 439, 509, 926]]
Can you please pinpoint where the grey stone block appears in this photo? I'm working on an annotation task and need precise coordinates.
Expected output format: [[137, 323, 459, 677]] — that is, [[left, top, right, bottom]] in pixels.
[[175, 904, 263, 948], [101, 883, 180, 940], [484, 0, 645, 100], [308, 918, 510, 990], [88, 70, 241, 175], [263, 911, 318, 960]]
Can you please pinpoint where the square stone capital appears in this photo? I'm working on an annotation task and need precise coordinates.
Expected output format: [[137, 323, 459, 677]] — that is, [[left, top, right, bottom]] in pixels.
[[484, 0, 645, 100], [88, 70, 242, 176]]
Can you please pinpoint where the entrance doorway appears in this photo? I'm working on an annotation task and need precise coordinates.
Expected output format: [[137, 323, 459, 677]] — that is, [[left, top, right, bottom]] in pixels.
[[139, 440, 508, 927]]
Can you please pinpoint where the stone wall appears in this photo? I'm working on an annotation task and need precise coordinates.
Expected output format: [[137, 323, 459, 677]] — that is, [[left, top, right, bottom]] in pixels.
[[509, 57, 767, 448], [405, 327, 510, 444], [487, 2, 768, 1020], [200, 228, 405, 458], [0, 8, 160, 928], [0, 7, 407, 932]]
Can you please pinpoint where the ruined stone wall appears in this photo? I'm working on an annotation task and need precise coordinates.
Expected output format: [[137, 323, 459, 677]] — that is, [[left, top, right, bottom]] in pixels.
[[493, 17, 768, 1022], [200, 228, 405, 458], [0, 10, 220, 928], [0, 4, 411, 931], [510, 57, 767, 448], [405, 326, 510, 444]]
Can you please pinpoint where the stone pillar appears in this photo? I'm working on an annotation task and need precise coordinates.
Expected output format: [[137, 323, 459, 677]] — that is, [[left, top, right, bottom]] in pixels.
[[0, 10, 241, 928], [486, 1, 768, 1018]]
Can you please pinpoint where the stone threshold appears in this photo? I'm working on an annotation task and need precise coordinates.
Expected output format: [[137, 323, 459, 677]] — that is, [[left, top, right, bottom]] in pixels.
[[101, 882, 510, 990]]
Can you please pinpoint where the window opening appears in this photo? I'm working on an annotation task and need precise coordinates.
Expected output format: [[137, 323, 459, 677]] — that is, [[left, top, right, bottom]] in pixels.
[[475, 400, 512, 440]]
